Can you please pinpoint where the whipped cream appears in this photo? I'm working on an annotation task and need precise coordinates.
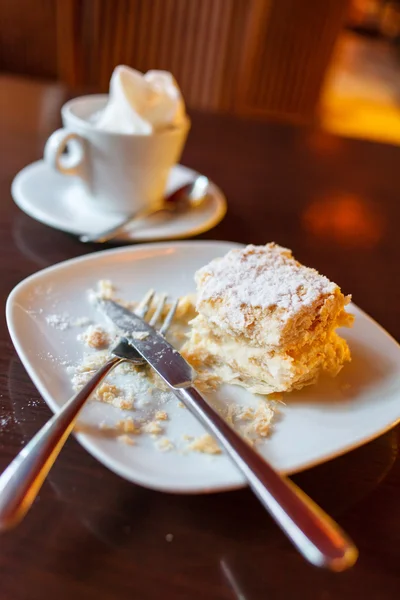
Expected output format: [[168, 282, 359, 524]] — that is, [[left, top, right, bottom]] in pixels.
[[94, 65, 186, 135]]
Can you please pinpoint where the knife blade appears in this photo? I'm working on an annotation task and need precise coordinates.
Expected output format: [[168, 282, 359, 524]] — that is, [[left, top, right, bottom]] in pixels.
[[99, 298, 195, 388]]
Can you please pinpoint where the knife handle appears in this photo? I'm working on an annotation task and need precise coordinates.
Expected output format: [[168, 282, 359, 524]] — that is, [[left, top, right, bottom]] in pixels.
[[0, 356, 123, 532], [177, 385, 358, 571]]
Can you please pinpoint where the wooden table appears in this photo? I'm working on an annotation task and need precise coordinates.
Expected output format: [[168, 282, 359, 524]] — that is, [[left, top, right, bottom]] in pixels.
[[0, 75, 399, 600]]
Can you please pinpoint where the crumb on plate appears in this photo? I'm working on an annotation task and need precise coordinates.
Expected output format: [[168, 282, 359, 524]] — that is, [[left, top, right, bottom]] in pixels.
[[117, 434, 136, 446], [235, 406, 255, 421], [194, 372, 221, 393], [155, 410, 168, 421], [96, 382, 120, 403], [157, 438, 174, 452], [142, 421, 164, 435], [114, 396, 134, 410], [116, 417, 141, 434], [80, 325, 110, 349], [187, 434, 221, 455], [130, 331, 149, 340], [90, 279, 115, 301], [244, 403, 275, 438]]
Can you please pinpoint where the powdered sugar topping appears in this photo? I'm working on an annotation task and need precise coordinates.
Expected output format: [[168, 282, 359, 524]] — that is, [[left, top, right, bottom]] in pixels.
[[195, 244, 337, 328]]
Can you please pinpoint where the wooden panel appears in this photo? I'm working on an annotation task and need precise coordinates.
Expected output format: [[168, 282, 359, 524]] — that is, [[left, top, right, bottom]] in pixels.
[[0, 0, 57, 78], [237, 0, 350, 122], [0, 0, 349, 121], [66, 0, 245, 112], [56, 0, 82, 86]]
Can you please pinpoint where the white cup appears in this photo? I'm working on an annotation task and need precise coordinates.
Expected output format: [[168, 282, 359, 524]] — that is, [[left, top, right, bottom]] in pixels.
[[44, 95, 190, 214]]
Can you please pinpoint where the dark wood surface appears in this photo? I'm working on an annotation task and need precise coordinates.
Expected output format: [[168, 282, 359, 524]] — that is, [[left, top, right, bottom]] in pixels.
[[0, 74, 399, 600]]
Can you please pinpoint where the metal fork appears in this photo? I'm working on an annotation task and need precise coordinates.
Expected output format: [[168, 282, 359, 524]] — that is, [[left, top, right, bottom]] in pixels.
[[0, 291, 176, 531]]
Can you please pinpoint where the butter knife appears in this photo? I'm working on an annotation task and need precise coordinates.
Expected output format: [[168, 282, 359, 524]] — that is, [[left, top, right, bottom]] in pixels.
[[101, 299, 358, 571]]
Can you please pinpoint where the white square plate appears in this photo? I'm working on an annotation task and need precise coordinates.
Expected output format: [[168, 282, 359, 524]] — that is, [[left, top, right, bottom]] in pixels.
[[6, 241, 400, 493]]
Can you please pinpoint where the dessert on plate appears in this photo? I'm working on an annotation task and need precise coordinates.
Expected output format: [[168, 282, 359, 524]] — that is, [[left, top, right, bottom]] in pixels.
[[183, 243, 353, 394]]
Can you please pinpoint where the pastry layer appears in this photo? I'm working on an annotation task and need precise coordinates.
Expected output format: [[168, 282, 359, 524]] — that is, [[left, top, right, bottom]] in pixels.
[[183, 315, 350, 394]]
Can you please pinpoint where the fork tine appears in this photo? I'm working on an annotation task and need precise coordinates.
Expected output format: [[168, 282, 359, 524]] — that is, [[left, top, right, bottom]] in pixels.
[[149, 293, 167, 327], [135, 289, 155, 318], [159, 298, 179, 336]]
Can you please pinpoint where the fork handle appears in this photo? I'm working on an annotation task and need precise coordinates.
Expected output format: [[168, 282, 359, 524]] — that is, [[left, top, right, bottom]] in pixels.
[[177, 386, 358, 571], [0, 356, 123, 531]]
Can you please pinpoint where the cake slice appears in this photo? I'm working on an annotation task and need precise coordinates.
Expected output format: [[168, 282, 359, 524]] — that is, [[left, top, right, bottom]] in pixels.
[[182, 243, 353, 394]]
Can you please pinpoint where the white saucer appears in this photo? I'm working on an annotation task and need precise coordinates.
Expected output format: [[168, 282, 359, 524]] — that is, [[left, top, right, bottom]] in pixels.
[[11, 160, 227, 243]]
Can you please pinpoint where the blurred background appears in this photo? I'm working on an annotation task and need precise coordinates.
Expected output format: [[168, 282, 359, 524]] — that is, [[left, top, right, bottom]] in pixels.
[[1, 0, 400, 144]]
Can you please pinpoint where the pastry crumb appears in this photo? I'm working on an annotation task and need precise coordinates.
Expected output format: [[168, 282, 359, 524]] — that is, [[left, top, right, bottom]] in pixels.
[[116, 417, 141, 434], [194, 372, 221, 392], [165, 533, 174, 542], [114, 397, 134, 410], [236, 406, 255, 421], [177, 401, 186, 408], [155, 410, 168, 421], [130, 331, 149, 340], [96, 382, 119, 403], [117, 434, 136, 446], [224, 404, 235, 426], [80, 325, 110, 349], [142, 421, 164, 435], [96, 383, 133, 410], [244, 403, 275, 438], [253, 403, 275, 437], [89, 279, 115, 302], [188, 434, 221, 455], [157, 438, 174, 452]]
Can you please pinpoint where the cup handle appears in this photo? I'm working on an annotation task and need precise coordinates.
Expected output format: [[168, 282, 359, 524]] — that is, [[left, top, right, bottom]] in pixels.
[[44, 128, 86, 178]]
